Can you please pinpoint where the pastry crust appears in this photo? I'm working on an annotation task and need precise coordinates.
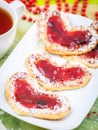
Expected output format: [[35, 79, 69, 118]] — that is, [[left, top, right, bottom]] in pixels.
[[5, 72, 71, 120], [76, 45, 98, 68], [38, 10, 98, 56], [63, 44, 98, 68], [26, 53, 92, 91]]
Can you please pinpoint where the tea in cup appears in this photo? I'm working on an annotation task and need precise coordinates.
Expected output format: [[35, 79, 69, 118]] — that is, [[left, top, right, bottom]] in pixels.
[[0, 0, 25, 59]]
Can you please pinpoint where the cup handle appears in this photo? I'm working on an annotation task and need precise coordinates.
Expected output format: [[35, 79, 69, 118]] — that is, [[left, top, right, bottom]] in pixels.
[[9, 0, 26, 18]]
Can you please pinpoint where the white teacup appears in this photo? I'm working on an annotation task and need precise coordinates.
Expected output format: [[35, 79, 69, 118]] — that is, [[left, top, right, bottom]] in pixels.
[[0, 0, 25, 59]]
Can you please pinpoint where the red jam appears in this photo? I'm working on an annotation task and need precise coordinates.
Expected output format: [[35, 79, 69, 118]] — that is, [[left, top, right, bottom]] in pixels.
[[85, 45, 98, 58], [14, 78, 60, 109], [4, 0, 14, 3], [47, 15, 91, 48], [36, 59, 85, 82]]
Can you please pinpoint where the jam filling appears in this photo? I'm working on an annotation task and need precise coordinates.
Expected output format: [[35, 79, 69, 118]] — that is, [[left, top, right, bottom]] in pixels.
[[47, 15, 91, 48], [36, 59, 85, 82], [84, 45, 98, 58], [14, 78, 60, 109]]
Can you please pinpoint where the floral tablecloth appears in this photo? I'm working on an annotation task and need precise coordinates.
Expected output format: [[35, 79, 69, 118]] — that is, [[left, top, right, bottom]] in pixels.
[[0, 0, 98, 130]]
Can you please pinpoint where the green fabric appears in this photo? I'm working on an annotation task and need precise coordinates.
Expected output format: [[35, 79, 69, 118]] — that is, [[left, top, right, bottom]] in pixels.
[[0, 2, 98, 130]]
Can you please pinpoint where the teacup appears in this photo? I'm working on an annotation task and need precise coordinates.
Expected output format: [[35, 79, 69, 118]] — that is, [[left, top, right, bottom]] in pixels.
[[0, 0, 25, 59]]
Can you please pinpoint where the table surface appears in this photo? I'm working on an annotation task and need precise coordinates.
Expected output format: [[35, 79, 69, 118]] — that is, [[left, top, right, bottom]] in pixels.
[[0, 0, 98, 130]]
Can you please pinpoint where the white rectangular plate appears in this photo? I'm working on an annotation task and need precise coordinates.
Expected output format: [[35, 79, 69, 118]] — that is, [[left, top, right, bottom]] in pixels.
[[0, 14, 98, 130]]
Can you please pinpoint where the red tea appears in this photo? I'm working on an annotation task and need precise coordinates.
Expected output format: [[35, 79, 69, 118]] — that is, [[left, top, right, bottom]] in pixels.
[[0, 8, 13, 35]]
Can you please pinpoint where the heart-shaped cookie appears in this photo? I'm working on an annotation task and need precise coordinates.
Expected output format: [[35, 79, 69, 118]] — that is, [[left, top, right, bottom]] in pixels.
[[38, 10, 98, 56], [63, 44, 98, 68], [5, 72, 71, 120], [77, 44, 98, 68], [26, 53, 92, 91]]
